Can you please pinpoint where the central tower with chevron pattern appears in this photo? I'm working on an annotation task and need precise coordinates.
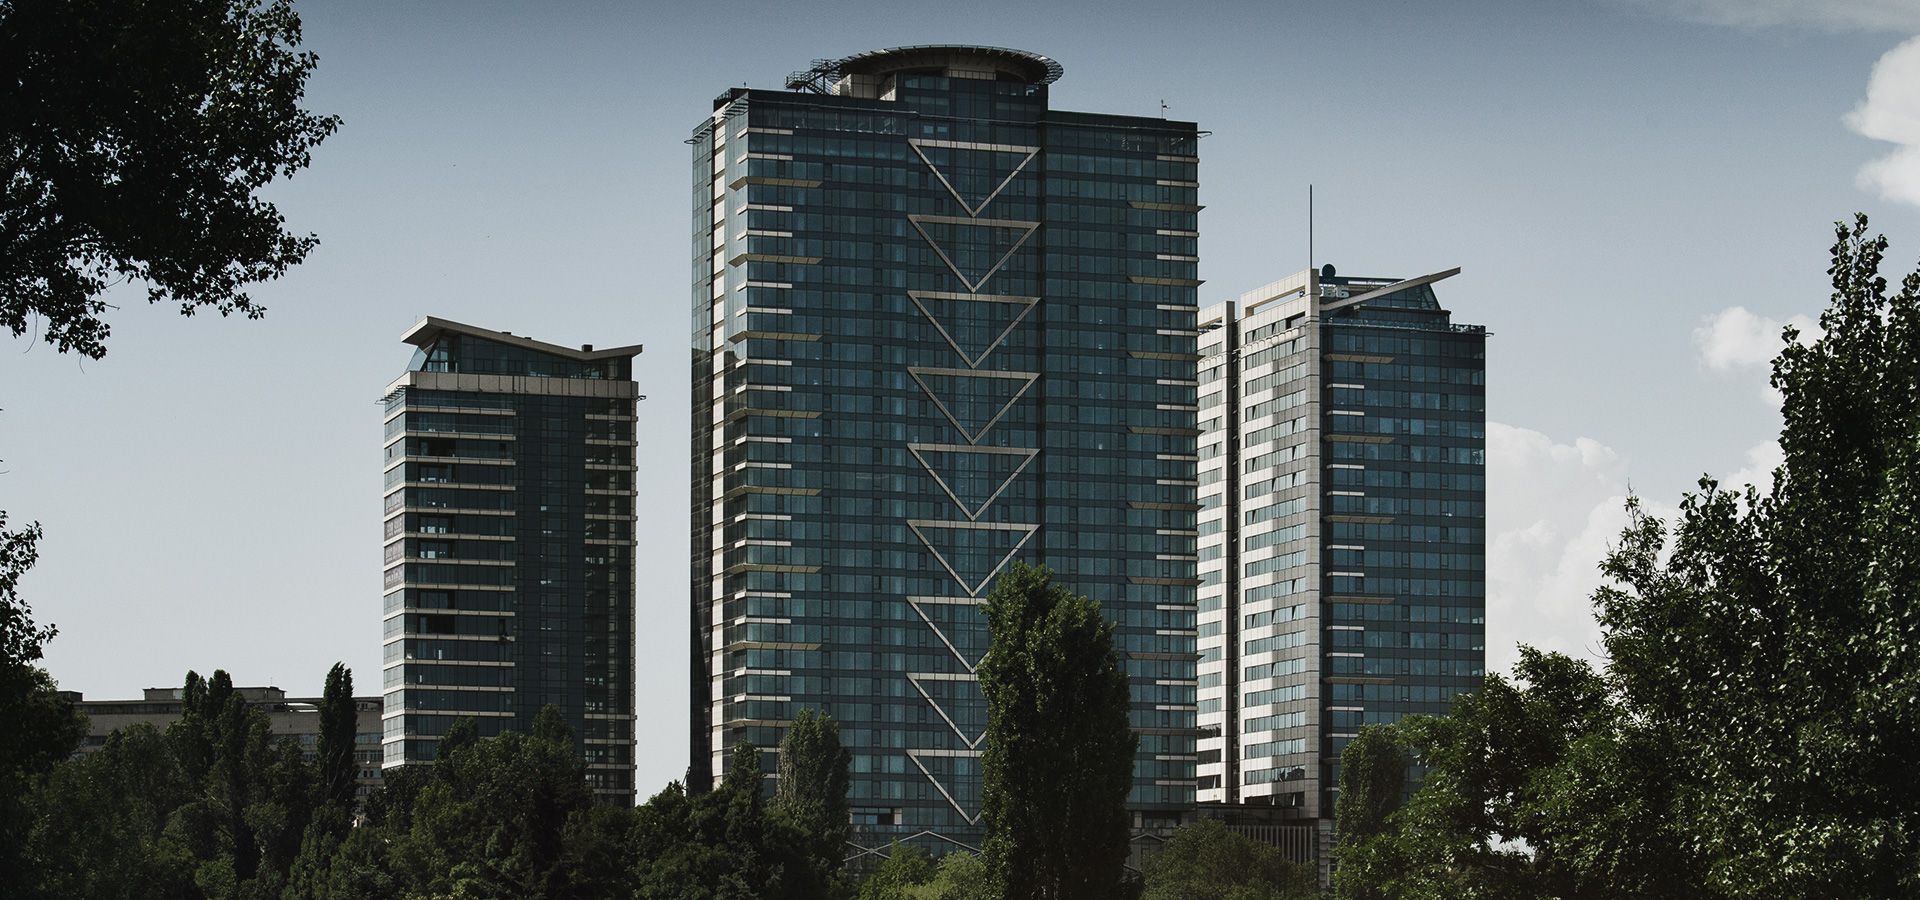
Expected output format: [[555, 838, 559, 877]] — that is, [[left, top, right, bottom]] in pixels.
[[689, 46, 1201, 858]]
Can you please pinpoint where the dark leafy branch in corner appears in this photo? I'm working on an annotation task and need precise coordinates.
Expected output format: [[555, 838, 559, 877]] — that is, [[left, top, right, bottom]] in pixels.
[[0, 0, 340, 359]]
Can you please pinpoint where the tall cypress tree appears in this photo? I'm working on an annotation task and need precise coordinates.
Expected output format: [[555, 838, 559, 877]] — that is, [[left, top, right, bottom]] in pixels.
[[317, 663, 356, 811], [978, 562, 1136, 900]]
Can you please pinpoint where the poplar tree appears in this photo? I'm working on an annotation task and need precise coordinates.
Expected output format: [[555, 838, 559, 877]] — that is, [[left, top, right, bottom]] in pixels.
[[316, 662, 357, 811], [772, 707, 853, 882], [978, 562, 1136, 900]]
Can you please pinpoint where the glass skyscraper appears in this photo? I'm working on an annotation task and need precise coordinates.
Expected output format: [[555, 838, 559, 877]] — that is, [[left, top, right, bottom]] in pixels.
[[690, 46, 1200, 852], [381, 317, 642, 802], [1195, 267, 1486, 854]]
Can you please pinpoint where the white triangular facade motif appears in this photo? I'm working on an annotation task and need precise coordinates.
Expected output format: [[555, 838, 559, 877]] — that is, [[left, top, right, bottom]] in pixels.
[[908, 367, 1038, 445], [908, 672, 986, 749], [908, 215, 1039, 294], [908, 442, 1038, 520], [907, 595, 989, 672], [908, 139, 1039, 217], [908, 520, 1038, 597], [907, 290, 1039, 369], [907, 750, 984, 825]]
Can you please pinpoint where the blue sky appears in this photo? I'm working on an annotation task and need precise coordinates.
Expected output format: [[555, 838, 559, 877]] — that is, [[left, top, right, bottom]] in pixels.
[[4, 0, 1918, 791]]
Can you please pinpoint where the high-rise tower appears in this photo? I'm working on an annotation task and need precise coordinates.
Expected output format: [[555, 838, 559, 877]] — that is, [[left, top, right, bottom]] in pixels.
[[1195, 267, 1486, 857], [690, 46, 1200, 852], [381, 318, 642, 802]]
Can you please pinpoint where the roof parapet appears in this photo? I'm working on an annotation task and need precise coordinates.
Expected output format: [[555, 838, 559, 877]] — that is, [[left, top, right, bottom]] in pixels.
[[400, 316, 642, 362]]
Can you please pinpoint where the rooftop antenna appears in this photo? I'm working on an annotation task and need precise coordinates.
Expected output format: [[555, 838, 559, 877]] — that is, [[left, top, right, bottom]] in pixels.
[[1309, 184, 1315, 279]]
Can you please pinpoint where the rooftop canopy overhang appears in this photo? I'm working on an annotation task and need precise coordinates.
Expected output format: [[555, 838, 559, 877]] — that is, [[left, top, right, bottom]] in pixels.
[[787, 45, 1063, 93]]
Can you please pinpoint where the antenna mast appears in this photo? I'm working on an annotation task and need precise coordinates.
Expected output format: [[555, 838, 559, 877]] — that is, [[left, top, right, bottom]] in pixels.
[[1308, 184, 1315, 278]]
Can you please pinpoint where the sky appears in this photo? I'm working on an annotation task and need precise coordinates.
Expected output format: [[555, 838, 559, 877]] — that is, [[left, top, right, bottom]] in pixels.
[[4, 0, 1919, 792]]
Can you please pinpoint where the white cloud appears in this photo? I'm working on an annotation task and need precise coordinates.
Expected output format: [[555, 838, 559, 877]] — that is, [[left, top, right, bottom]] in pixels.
[[1720, 439, 1785, 494], [1484, 422, 1780, 678], [1694, 306, 1816, 372], [1615, 0, 1920, 32], [1693, 306, 1819, 404], [1848, 36, 1920, 207], [1485, 423, 1641, 674]]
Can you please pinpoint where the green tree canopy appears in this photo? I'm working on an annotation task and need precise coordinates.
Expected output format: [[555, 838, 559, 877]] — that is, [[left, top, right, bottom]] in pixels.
[[1594, 215, 1920, 895], [628, 742, 814, 899], [1333, 649, 1696, 900], [1332, 215, 1920, 899], [22, 723, 199, 900], [857, 844, 938, 900], [768, 710, 852, 890], [1142, 820, 1318, 900], [0, 0, 339, 358], [315, 662, 356, 811], [978, 561, 1137, 900], [0, 513, 86, 898], [384, 705, 596, 898], [772, 707, 853, 881]]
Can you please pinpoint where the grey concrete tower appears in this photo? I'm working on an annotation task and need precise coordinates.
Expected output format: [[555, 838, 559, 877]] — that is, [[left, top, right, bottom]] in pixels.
[[1194, 267, 1486, 859]]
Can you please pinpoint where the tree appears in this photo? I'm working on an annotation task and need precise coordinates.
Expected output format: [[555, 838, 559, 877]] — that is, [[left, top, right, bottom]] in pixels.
[[1335, 727, 1404, 848], [977, 562, 1137, 900], [386, 704, 598, 898], [629, 743, 797, 899], [1334, 215, 1920, 899], [1331, 727, 1407, 900], [315, 662, 356, 811], [164, 668, 317, 898], [1591, 214, 1920, 896], [21, 724, 200, 900], [911, 851, 992, 900], [1333, 649, 1699, 900], [0, 513, 55, 668], [0, 0, 339, 359], [1142, 820, 1317, 900], [857, 844, 937, 900], [771, 707, 853, 883], [0, 513, 85, 898]]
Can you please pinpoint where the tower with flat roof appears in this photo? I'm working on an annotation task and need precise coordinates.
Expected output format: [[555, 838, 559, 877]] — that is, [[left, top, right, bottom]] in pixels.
[[381, 318, 642, 802], [1194, 266, 1486, 861], [690, 45, 1201, 853]]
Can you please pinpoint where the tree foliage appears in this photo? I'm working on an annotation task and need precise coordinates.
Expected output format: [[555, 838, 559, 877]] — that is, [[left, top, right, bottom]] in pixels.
[[1334, 215, 1920, 898], [0, 0, 339, 358], [24, 724, 200, 900], [858, 844, 939, 900], [1332, 649, 1696, 899], [0, 512, 85, 898], [315, 662, 355, 812], [1595, 214, 1920, 895], [21, 704, 860, 898], [978, 561, 1137, 900], [857, 846, 992, 900], [0, 512, 55, 666], [379, 708, 597, 898], [16, 669, 318, 900], [1331, 726, 1407, 900], [773, 707, 855, 890], [626, 740, 843, 899], [1142, 820, 1318, 900]]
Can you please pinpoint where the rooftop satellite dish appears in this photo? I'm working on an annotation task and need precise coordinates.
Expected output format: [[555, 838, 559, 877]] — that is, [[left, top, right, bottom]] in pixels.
[[1320, 264, 1337, 279]]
